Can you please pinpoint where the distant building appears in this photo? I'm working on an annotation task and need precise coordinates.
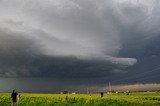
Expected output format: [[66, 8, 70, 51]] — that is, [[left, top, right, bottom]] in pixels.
[[72, 92, 76, 94], [107, 90, 115, 94]]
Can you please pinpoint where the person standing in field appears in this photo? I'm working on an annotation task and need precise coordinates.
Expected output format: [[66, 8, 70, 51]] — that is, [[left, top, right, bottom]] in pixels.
[[11, 90, 18, 106], [101, 92, 104, 98]]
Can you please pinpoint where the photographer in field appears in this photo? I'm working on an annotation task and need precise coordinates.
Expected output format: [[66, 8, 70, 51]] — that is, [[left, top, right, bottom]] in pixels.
[[11, 90, 18, 106]]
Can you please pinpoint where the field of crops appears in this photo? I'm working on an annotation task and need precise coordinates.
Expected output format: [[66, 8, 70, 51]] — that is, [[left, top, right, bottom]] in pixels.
[[0, 92, 160, 106]]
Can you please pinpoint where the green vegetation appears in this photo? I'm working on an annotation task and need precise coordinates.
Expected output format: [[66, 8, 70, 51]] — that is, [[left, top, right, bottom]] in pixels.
[[1, 92, 160, 106]]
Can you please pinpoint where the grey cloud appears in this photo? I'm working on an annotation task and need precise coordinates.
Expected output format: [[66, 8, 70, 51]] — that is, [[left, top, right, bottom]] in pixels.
[[0, 25, 135, 78], [0, 0, 160, 82]]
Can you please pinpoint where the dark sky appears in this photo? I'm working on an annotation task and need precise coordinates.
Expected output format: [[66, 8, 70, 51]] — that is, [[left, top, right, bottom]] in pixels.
[[0, 0, 160, 92]]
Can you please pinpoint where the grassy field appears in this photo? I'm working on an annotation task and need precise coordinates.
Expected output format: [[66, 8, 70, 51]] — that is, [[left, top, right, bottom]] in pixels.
[[1, 92, 160, 106]]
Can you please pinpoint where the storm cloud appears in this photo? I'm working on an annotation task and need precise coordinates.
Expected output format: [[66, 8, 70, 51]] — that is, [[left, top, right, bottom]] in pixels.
[[0, 0, 160, 91]]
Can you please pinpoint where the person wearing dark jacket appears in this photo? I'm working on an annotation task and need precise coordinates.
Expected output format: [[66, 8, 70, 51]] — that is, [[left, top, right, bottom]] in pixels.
[[11, 90, 18, 106], [101, 92, 104, 98]]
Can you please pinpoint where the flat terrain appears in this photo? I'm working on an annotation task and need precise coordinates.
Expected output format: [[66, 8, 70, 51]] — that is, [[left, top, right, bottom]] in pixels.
[[1, 92, 160, 106]]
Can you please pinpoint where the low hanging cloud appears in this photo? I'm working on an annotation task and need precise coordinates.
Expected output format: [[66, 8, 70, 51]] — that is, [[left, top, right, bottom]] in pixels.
[[0, 0, 160, 78]]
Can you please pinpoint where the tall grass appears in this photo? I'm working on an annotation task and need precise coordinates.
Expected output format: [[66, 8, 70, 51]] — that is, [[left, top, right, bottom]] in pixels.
[[1, 92, 160, 106]]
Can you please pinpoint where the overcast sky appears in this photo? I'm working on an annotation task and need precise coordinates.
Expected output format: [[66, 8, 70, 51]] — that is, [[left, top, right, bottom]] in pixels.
[[0, 0, 160, 92]]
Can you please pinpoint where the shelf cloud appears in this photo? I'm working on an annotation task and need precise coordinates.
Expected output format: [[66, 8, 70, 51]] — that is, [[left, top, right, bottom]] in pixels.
[[0, 0, 160, 91]]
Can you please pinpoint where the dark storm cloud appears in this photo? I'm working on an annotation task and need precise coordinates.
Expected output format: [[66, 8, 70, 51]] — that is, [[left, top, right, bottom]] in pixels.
[[0, 28, 129, 78], [0, 24, 135, 78], [0, 0, 160, 89], [0, 0, 140, 78]]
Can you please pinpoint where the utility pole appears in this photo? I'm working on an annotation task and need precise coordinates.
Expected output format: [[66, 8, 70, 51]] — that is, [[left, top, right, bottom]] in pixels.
[[109, 82, 112, 92], [87, 88, 89, 94]]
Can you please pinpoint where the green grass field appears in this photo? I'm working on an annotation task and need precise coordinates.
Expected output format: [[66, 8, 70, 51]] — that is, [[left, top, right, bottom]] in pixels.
[[1, 92, 160, 106]]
